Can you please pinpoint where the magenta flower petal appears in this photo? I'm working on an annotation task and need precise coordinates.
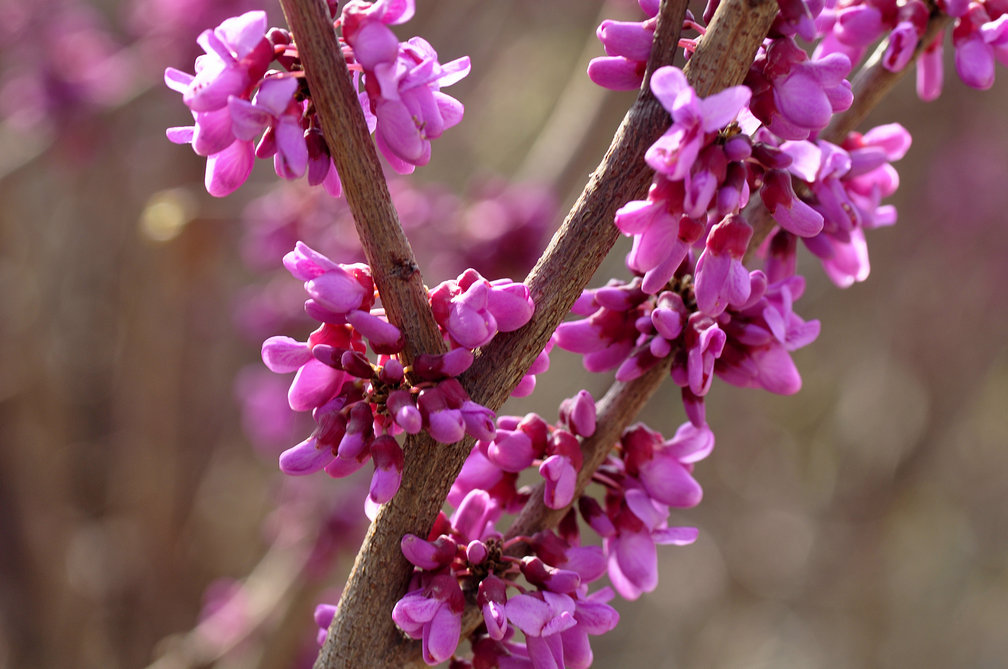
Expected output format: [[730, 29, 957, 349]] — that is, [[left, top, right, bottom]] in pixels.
[[598, 20, 654, 60], [587, 56, 645, 90], [427, 409, 466, 443], [487, 429, 535, 472], [375, 98, 424, 162], [540, 455, 577, 509], [698, 85, 750, 131], [613, 529, 658, 595], [192, 107, 236, 156], [486, 281, 534, 332], [261, 336, 313, 373], [345, 310, 403, 353], [648, 65, 690, 109], [638, 455, 703, 508], [652, 526, 699, 546], [288, 358, 344, 411], [305, 268, 369, 315], [422, 603, 461, 664], [278, 436, 333, 475], [955, 34, 996, 89], [205, 140, 254, 197]]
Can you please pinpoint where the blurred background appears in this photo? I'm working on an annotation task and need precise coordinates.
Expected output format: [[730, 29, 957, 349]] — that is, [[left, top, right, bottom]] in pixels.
[[2, 0, 1007, 668]]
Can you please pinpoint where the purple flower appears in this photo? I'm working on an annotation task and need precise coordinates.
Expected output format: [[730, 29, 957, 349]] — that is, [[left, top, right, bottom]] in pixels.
[[677, 313, 726, 397], [228, 75, 309, 180], [164, 10, 272, 113], [716, 275, 820, 394], [694, 213, 754, 316], [750, 38, 853, 140], [622, 423, 707, 509], [430, 270, 534, 350], [587, 1, 659, 90], [476, 575, 510, 641], [559, 590, 620, 668], [367, 37, 470, 172], [645, 66, 751, 181], [392, 573, 464, 665], [604, 487, 699, 600], [505, 591, 578, 668], [616, 187, 705, 294]]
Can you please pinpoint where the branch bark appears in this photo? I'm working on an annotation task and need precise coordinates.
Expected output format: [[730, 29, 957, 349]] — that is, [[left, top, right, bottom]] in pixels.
[[462, 0, 778, 412]]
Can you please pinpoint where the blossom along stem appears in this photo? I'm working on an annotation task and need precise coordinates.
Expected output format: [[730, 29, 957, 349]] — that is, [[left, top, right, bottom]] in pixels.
[[505, 362, 670, 546], [310, 0, 784, 666], [410, 363, 671, 659], [822, 11, 954, 142], [745, 10, 955, 260], [277, 0, 446, 364], [462, 0, 778, 413]]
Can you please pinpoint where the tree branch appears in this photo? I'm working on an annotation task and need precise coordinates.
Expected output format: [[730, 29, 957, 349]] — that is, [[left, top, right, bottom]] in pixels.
[[278, 0, 445, 363], [505, 362, 670, 544], [462, 0, 777, 413]]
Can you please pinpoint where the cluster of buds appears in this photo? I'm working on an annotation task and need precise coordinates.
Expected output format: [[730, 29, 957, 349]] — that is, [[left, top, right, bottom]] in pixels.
[[311, 387, 716, 666], [261, 243, 533, 515], [165, 1, 468, 196]]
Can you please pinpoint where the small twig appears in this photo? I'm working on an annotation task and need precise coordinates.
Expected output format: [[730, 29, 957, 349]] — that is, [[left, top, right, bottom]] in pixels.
[[505, 362, 670, 543]]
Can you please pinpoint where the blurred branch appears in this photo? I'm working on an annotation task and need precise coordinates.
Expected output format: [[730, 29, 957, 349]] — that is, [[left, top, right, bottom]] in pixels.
[[145, 538, 313, 669], [515, 0, 639, 194]]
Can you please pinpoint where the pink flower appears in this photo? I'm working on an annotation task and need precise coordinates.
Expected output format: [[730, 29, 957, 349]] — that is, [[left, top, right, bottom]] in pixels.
[[368, 38, 470, 172], [392, 573, 464, 665], [164, 10, 272, 113], [694, 213, 754, 316], [505, 591, 578, 669], [228, 75, 309, 180], [645, 66, 750, 181]]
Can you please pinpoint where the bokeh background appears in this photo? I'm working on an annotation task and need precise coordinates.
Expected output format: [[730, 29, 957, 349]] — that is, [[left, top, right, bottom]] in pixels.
[[2, 1, 1007, 668]]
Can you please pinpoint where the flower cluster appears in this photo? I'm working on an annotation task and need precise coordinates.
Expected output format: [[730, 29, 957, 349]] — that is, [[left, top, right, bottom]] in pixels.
[[592, 0, 1008, 102], [261, 242, 532, 516], [165, 2, 468, 196], [310, 389, 711, 667]]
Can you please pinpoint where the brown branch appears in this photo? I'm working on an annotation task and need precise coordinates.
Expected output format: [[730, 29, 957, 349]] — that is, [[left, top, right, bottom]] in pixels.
[[682, 0, 780, 98], [278, 0, 445, 363]]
